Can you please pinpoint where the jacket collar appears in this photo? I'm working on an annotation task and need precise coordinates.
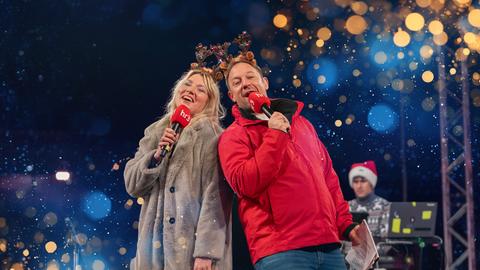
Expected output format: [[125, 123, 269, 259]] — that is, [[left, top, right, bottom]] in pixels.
[[232, 98, 304, 127]]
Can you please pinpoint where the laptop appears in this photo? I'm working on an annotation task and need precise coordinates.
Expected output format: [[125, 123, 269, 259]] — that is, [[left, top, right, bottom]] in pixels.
[[387, 202, 438, 238]]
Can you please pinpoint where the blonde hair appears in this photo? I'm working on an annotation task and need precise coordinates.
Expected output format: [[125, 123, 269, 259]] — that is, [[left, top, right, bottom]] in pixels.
[[162, 69, 225, 130]]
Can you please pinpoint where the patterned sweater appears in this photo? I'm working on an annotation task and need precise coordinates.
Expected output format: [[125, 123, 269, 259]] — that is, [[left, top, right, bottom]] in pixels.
[[348, 193, 391, 238]]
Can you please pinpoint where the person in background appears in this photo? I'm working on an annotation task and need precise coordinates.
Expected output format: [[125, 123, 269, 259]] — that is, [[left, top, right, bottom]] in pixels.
[[348, 160, 391, 238]]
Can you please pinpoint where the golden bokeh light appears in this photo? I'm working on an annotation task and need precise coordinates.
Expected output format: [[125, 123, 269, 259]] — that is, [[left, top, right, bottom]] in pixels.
[[394, 29, 411, 47], [118, 247, 127, 255], [428, 20, 443, 35], [374, 51, 388, 64], [45, 241, 57, 253], [450, 68, 457, 75], [293, 79, 302, 88], [345, 15, 368, 35], [420, 45, 434, 58], [433, 32, 448, 46], [405, 13, 425, 31], [10, 263, 24, 270], [75, 233, 88, 245], [317, 75, 326, 84], [315, 39, 325, 47], [137, 197, 144, 205], [409, 61, 418, 71], [453, 0, 472, 8], [430, 0, 445, 11], [335, 120, 343, 127], [46, 261, 60, 270], [464, 32, 476, 44], [416, 0, 431, 8], [351, 1, 368, 15], [0, 239, 7, 252], [422, 71, 434, 83], [23, 249, 29, 257], [92, 259, 105, 270], [273, 14, 288, 28], [468, 9, 480, 28], [61, 253, 71, 263], [317, 27, 332, 40]]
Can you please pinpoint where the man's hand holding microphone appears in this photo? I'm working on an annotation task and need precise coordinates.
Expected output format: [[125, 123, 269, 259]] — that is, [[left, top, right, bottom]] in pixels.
[[248, 92, 290, 133]]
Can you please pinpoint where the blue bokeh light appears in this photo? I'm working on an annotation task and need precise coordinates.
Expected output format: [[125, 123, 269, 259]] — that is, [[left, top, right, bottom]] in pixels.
[[369, 39, 399, 68], [306, 58, 338, 92], [368, 104, 399, 134], [82, 191, 112, 220]]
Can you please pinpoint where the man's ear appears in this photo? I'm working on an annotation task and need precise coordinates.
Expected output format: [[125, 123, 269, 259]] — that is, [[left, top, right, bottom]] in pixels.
[[228, 90, 234, 102], [263, 76, 269, 91]]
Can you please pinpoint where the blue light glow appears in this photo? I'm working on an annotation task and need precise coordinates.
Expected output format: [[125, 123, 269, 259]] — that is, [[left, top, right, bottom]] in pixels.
[[368, 104, 399, 133], [306, 58, 338, 92], [82, 191, 112, 220]]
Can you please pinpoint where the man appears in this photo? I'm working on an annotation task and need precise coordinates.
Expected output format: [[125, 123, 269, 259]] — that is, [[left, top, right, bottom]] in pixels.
[[217, 33, 360, 270], [348, 160, 391, 238]]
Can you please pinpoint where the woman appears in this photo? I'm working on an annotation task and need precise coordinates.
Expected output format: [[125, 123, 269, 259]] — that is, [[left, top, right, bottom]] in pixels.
[[124, 68, 232, 270]]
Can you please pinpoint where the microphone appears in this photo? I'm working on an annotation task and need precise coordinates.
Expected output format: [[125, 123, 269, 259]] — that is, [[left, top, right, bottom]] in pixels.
[[248, 92, 290, 133], [160, 104, 191, 158], [248, 92, 273, 117]]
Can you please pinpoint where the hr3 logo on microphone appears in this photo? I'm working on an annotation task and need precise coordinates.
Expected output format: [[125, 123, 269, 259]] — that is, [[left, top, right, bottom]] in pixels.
[[249, 93, 262, 108], [180, 109, 191, 122]]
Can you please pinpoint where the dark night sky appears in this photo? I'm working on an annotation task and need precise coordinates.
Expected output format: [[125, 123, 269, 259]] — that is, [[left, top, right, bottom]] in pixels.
[[1, 0, 479, 269]]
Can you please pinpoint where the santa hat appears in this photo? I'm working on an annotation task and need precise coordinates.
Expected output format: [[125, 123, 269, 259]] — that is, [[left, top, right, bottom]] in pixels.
[[348, 160, 378, 188]]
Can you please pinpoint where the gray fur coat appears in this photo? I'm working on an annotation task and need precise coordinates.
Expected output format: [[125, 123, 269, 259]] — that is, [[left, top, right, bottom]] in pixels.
[[124, 117, 232, 270]]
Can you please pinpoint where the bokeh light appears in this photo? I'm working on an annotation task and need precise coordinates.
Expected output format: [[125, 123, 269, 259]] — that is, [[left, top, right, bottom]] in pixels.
[[345, 15, 368, 35], [273, 14, 288, 28], [81, 191, 112, 220], [394, 29, 411, 47], [306, 58, 338, 91], [422, 71, 435, 83], [405, 13, 425, 31], [433, 32, 448, 46], [45, 241, 57, 253], [351, 1, 368, 15], [428, 20, 443, 35], [367, 104, 399, 134], [468, 9, 480, 28], [55, 171, 70, 181], [316, 27, 332, 40]]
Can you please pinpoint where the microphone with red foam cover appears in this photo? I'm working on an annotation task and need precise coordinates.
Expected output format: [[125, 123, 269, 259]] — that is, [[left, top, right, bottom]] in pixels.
[[160, 104, 191, 158], [248, 92, 273, 117]]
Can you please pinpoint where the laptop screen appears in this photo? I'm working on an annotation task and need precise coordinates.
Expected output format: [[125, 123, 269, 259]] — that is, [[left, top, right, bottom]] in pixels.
[[387, 202, 438, 238]]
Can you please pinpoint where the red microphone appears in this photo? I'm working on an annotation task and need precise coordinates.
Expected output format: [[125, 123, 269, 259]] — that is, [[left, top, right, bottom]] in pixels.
[[248, 92, 273, 117], [160, 104, 191, 158]]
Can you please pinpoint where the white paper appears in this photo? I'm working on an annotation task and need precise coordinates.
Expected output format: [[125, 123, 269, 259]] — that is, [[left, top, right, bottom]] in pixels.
[[345, 220, 379, 270]]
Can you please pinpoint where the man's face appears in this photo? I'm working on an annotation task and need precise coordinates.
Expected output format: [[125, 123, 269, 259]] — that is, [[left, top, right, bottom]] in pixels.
[[352, 176, 373, 199], [227, 62, 269, 110]]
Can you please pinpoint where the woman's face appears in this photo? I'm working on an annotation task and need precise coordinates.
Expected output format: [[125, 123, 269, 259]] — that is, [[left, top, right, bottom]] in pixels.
[[175, 73, 209, 116]]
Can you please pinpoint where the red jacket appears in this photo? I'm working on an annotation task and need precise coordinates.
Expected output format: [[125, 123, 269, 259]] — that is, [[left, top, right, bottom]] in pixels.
[[218, 100, 353, 264]]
